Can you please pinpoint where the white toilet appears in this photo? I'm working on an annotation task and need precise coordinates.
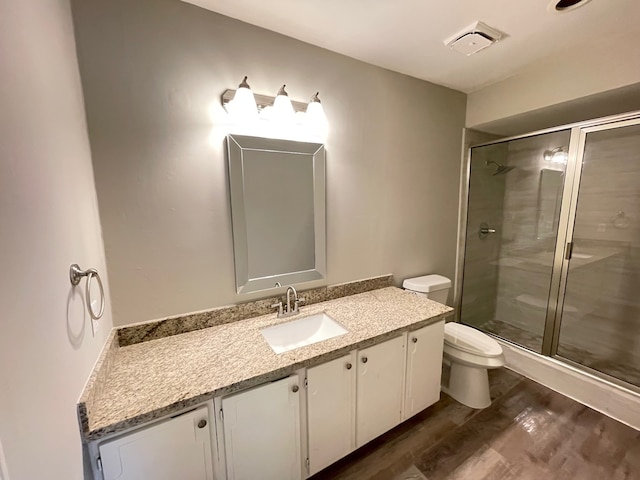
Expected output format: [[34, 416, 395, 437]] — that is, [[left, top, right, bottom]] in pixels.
[[402, 274, 505, 409]]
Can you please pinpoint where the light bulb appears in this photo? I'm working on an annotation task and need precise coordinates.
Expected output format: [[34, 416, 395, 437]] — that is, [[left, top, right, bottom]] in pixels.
[[543, 147, 568, 164], [552, 150, 568, 164], [272, 85, 295, 125], [305, 92, 328, 138], [231, 76, 258, 123]]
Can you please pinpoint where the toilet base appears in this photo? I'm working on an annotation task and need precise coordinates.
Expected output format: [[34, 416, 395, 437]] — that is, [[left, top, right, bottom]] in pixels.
[[443, 362, 491, 409]]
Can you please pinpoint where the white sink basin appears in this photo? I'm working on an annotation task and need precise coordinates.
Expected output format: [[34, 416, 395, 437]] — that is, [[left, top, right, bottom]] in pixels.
[[260, 312, 348, 354]]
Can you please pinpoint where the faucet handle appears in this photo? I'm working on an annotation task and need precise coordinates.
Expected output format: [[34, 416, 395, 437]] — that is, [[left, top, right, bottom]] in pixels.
[[271, 301, 283, 317], [293, 297, 305, 314]]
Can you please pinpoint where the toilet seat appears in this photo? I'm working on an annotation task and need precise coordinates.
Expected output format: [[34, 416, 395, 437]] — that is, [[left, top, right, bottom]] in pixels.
[[443, 344, 505, 369], [444, 322, 502, 358]]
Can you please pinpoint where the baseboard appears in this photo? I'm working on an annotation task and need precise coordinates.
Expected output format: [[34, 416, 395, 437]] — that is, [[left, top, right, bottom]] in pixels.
[[497, 339, 640, 431]]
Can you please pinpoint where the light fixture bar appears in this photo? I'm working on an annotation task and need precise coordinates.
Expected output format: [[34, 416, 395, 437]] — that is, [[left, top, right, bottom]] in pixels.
[[222, 89, 308, 113]]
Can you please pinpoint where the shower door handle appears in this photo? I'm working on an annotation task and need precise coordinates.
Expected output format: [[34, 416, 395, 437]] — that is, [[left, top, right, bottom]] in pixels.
[[565, 242, 574, 260], [478, 223, 496, 239]]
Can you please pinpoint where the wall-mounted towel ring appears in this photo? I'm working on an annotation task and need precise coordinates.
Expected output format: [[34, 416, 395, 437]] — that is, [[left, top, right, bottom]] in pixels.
[[69, 264, 105, 320]]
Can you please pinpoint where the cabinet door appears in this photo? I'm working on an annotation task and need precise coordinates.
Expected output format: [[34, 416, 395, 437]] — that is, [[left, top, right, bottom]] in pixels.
[[99, 406, 213, 480], [307, 352, 356, 475], [356, 335, 406, 447], [403, 320, 445, 420], [222, 375, 301, 480]]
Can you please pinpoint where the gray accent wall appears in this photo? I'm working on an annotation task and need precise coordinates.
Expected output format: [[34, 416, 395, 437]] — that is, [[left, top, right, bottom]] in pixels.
[[70, 0, 466, 326]]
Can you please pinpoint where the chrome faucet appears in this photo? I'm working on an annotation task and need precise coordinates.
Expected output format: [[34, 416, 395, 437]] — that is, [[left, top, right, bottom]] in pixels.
[[286, 286, 298, 315], [271, 285, 305, 318]]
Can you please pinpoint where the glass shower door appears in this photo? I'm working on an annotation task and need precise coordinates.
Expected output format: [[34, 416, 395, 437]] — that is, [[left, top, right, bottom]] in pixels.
[[555, 120, 640, 387], [461, 130, 571, 353]]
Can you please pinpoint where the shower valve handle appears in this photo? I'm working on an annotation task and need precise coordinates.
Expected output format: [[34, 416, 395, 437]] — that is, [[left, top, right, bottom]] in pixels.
[[478, 222, 497, 239]]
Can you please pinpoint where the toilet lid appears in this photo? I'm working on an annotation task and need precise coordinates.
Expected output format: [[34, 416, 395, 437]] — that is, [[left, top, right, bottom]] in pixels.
[[444, 323, 503, 357]]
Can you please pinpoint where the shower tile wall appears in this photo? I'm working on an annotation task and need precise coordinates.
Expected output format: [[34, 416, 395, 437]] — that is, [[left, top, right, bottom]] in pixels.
[[463, 119, 640, 388], [557, 123, 640, 386], [463, 130, 570, 353], [460, 142, 507, 329], [492, 131, 570, 351]]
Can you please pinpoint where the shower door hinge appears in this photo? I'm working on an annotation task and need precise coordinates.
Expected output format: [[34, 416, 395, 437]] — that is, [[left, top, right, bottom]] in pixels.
[[565, 242, 574, 260]]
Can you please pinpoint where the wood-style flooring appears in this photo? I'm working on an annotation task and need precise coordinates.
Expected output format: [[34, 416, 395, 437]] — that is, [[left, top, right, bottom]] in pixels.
[[310, 369, 640, 480]]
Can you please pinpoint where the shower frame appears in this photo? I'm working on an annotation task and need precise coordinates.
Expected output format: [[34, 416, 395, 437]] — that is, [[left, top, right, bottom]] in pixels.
[[455, 110, 640, 392]]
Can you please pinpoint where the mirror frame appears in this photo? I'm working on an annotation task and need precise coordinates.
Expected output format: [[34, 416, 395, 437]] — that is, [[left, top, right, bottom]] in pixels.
[[226, 134, 326, 294]]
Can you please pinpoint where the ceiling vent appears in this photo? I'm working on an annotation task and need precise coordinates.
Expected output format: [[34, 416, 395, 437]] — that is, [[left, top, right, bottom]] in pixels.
[[444, 21, 504, 56]]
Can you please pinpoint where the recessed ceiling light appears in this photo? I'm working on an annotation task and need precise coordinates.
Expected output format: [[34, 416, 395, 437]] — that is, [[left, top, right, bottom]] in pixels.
[[548, 0, 592, 13]]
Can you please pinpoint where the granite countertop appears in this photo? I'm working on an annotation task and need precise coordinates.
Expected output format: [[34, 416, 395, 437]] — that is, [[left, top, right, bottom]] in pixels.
[[83, 286, 453, 441]]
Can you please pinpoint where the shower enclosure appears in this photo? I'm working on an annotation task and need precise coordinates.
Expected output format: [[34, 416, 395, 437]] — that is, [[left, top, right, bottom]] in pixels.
[[458, 112, 640, 390]]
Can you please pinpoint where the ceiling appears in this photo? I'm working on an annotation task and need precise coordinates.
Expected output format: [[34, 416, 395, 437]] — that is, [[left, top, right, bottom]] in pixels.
[[182, 0, 640, 93]]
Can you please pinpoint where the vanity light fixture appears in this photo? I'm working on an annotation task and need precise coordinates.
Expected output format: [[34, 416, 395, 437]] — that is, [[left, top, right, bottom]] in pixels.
[[222, 87, 307, 115], [220, 81, 328, 140], [543, 146, 568, 164], [229, 76, 259, 123]]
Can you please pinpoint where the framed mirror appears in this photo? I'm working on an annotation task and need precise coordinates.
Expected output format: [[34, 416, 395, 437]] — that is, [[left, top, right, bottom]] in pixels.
[[226, 134, 326, 294]]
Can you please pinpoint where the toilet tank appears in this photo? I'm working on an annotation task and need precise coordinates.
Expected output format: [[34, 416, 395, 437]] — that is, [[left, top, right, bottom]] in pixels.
[[402, 274, 451, 305]]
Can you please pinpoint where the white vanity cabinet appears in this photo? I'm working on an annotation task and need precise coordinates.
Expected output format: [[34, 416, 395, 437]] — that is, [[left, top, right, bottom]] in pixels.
[[355, 335, 407, 447], [97, 406, 214, 480], [220, 375, 302, 480], [305, 323, 445, 468], [403, 320, 445, 420], [306, 352, 357, 475], [91, 320, 446, 480]]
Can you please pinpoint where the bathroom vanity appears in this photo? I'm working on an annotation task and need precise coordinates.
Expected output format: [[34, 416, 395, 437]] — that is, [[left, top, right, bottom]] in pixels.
[[81, 286, 453, 480]]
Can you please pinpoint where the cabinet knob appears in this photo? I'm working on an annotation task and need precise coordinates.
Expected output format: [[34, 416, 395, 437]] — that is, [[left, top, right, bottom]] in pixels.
[[346, 362, 352, 370], [292, 385, 299, 393], [412, 337, 418, 343], [361, 356, 368, 364], [197, 419, 207, 429]]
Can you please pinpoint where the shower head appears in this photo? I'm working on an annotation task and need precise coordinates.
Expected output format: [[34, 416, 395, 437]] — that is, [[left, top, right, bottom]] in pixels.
[[494, 164, 516, 176], [486, 160, 515, 176]]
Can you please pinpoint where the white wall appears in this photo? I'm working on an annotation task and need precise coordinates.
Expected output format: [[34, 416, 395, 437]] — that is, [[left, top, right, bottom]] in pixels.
[[0, 1, 113, 478], [467, 29, 640, 130], [71, 0, 467, 326]]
